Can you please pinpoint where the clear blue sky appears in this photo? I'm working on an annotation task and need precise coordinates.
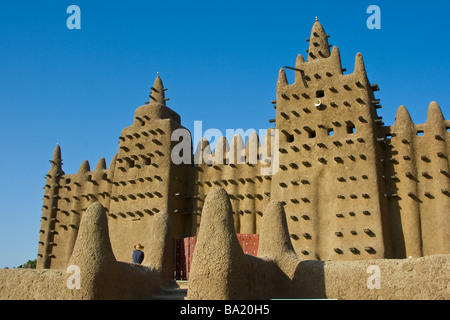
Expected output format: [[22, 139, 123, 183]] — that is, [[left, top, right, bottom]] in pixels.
[[0, 0, 449, 268]]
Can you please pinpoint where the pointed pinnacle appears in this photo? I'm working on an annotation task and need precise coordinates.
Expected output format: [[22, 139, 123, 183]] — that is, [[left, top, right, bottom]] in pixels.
[[308, 20, 331, 61], [149, 75, 166, 105], [277, 68, 288, 88], [52, 144, 62, 164]]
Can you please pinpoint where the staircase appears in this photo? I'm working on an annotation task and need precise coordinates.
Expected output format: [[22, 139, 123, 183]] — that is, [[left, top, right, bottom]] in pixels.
[[151, 280, 188, 300]]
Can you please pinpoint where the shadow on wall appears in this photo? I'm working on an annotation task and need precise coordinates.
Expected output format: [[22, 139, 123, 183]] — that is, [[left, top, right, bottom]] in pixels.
[[291, 260, 326, 299]]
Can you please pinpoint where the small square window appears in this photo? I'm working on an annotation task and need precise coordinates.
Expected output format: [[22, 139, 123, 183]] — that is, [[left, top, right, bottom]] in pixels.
[[316, 90, 325, 98]]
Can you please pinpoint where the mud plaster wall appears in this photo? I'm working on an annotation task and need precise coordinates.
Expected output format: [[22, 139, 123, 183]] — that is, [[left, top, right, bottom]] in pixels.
[[382, 104, 450, 258], [189, 130, 274, 236], [187, 187, 450, 300], [272, 50, 386, 261]]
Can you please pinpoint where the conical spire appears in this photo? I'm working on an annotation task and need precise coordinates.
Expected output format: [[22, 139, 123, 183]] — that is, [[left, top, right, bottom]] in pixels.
[[245, 131, 260, 165], [94, 157, 107, 171], [148, 75, 166, 106], [213, 136, 230, 165], [187, 187, 244, 300], [354, 53, 367, 75], [194, 138, 212, 165], [294, 55, 306, 84], [330, 46, 341, 60], [426, 101, 445, 124], [396, 105, 413, 122], [108, 154, 117, 173], [393, 105, 414, 132], [425, 101, 445, 135], [328, 46, 343, 74], [261, 127, 274, 160], [258, 201, 296, 259], [77, 160, 90, 174], [296, 54, 305, 67], [307, 19, 331, 61], [277, 68, 288, 90], [67, 202, 118, 299], [228, 134, 246, 165], [48, 144, 64, 176], [52, 144, 61, 164]]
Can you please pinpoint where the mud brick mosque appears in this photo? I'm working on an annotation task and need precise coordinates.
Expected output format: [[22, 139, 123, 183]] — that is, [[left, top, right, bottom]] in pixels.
[[5, 19, 445, 300]]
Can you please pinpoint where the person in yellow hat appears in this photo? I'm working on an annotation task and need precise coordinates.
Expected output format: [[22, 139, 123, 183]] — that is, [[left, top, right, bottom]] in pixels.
[[132, 244, 145, 264]]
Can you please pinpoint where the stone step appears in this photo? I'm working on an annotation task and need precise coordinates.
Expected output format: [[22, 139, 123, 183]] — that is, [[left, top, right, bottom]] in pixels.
[[174, 280, 188, 289], [151, 292, 187, 300], [151, 280, 188, 300]]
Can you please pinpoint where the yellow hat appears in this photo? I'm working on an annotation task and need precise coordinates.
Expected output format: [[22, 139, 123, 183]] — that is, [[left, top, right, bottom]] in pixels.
[[135, 244, 144, 250]]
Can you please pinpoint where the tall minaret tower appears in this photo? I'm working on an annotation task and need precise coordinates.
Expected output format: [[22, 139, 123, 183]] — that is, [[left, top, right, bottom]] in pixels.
[[37, 144, 64, 269], [271, 19, 388, 261], [107, 75, 191, 262]]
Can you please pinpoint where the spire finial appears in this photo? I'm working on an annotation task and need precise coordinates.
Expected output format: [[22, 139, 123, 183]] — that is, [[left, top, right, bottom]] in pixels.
[[307, 19, 330, 61], [49, 143, 64, 175], [52, 144, 62, 164], [315, 16, 318, 22], [148, 74, 166, 105]]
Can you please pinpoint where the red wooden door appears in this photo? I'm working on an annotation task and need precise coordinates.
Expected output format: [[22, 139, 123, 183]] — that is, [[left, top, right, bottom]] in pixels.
[[175, 236, 197, 280], [175, 238, 186, 280], [174, 234, 259, 280], [236, 233, 260, 255]]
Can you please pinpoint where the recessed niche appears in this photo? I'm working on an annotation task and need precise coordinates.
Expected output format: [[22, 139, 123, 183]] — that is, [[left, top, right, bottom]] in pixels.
[[304, 127, 316, 138], [346, 122, 355, 134]]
